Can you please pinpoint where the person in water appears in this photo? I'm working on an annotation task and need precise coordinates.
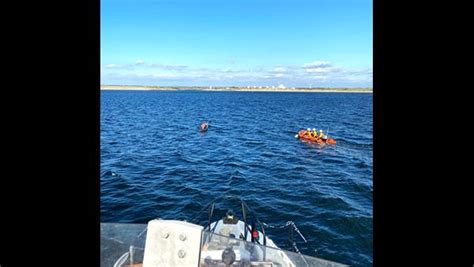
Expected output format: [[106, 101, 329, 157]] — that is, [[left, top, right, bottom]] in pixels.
[[319, 129, 329, 141], [200, 121, 208, 131]]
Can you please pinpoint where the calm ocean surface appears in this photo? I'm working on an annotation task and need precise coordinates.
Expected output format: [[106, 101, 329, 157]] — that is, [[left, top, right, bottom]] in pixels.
[[101, 90, 372, 266]]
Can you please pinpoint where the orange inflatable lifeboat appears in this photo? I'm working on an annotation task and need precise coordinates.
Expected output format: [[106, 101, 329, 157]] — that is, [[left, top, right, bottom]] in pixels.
[[297, 129, 336, 145]]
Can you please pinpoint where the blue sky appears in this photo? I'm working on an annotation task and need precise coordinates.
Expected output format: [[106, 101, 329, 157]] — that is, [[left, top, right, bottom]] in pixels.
[[101, 0, 372, 87]]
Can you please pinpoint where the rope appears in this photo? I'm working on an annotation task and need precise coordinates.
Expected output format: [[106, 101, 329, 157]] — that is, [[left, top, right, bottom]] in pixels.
[[262, 222, 289, 229], [263, 221, 318, 254]]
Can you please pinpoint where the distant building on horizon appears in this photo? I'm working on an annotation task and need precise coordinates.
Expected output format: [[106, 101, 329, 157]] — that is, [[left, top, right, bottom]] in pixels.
[[278, 84, 286, 89]]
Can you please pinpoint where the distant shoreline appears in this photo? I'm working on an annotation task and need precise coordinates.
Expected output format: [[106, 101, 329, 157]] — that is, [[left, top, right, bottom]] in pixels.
[[100, 85, 373, 93]]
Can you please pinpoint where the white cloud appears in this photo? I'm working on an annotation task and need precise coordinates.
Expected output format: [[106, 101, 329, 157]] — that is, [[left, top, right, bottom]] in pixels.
[[303, 61, 338, 74], [312, 75, 327, 80], [148, 63, 187, 71], [105, 61, 187, 71], [105, 64, 123, 69], [272, 67, 287, 73], [151, 73, 178, 78], [305, 67, 331, 73], [303, 61, 332, 69], [102, 59, 372, 87]]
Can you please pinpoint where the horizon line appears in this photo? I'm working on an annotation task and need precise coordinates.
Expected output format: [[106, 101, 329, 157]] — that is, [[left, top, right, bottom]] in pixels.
[[100, 84, 373, 89]]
